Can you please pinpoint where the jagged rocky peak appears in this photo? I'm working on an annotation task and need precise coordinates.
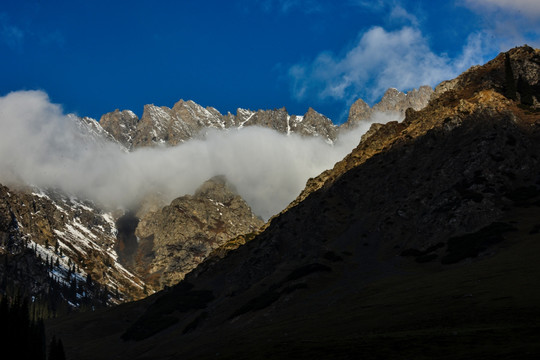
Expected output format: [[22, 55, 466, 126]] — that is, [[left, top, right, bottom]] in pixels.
[[132, 103, 196, 147], [171, 99, 226, 130], [99, 109, 139, 149], [291, 107, 337, 142], [240, 106, 338, 142], [346, 98, 371, 126], [96, 99, 340, 149], [124, 101, 209, 148], [378, 85, 433, 113], [235, 108, 255, 126], [342, 85, 433, 129], [118, 176, 264, 289], [244, 107, 290, 133]]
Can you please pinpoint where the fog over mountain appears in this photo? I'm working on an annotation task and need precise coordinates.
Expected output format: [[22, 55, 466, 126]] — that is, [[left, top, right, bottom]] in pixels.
[[0, 90, 397, 220]]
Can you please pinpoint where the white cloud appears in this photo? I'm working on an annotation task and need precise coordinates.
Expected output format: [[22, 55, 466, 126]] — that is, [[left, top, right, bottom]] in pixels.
[[461, 0, 540, 49], [388, 5, 419, 26], [347, 0, 418, 25], [0, 90, 382, 221], [288, 26, 488, 108]]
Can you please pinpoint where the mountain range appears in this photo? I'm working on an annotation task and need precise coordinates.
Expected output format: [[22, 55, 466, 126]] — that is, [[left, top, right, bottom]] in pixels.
[[2, 45, 540, 359], [92, 84, 433, 148], [0, 70, 433, 307]]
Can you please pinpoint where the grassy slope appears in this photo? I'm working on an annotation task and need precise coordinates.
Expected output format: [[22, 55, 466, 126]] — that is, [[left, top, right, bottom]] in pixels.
[[48, 203, 540, 359], [179, 205, 540, 359]]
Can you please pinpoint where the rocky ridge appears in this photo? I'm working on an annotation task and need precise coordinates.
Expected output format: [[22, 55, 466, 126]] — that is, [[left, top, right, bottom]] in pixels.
[[99, 101, 339, 148], [0, 184, 146, 306], [95, 84, 432, 149], [45, 46, 540, 359], [0, 174, 263, 308], [282, 46, 540, 216], [99, 110, 139, 149], [117, 176, 263, 289], [197, 45, 540, 309], [342, 85, 433, 129]]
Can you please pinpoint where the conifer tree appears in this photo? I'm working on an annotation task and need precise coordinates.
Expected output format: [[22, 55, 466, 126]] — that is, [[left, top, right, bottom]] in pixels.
[[0, 295, 48, 360], [517, 75, 534, 106], [504, 53, 517, 100]]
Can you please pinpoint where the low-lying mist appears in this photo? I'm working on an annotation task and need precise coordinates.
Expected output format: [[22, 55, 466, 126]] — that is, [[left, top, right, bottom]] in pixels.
[[0, 90, 400, 220]]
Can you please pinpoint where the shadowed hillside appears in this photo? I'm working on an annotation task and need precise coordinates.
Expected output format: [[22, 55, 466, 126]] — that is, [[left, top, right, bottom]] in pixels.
[[48, 45, 540, 359]]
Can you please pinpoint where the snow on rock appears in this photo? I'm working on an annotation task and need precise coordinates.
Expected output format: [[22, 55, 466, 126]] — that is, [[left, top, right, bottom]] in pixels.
[[4, 185, 147, 303]]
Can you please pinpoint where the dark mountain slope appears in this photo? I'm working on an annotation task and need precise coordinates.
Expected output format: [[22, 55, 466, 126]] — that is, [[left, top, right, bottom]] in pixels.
[[48, 45, 540, 359]]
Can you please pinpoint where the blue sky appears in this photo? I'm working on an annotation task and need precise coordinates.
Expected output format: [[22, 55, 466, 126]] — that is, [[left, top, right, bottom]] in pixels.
[[1, 0, 539, 123]]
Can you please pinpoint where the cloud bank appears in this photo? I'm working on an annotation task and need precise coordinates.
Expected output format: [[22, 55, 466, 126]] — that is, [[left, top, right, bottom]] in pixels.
[[461, 0, 540, 49], [0, 90, 391, 220], [288, 26, 486, 108]]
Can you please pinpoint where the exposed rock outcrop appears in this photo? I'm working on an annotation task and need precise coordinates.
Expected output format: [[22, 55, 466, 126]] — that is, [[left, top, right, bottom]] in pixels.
[[342, 85, 433, 129], [99, 103, 339, 148], [99, 109, 139, 149], [117, 176, 263, 289], [0, 184, 147, 307]]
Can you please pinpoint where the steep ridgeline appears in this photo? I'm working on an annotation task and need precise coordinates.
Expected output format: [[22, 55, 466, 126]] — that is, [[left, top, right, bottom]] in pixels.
[[342, 85, 433, 129], [97, 110, 138, 149], [48, 46, 540, 359], [115, 176, 263, 290], [98, 88, 432, 150], [0, 185, 146, 310], [100, 100, 338, 148]]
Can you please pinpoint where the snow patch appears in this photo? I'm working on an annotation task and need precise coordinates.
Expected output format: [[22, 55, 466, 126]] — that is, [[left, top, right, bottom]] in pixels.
[[286, 115, 291, 136]]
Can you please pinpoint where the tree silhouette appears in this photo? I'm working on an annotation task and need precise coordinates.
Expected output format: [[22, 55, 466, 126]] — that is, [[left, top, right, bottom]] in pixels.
[[504, 53, 517, 100]]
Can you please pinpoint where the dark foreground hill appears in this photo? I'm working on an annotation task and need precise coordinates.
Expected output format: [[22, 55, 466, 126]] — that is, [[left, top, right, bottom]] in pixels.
[[48, 46, 540, 359]]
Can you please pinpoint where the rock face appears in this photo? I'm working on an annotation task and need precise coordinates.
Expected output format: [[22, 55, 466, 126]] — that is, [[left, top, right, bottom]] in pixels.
[[72, 83, 432, 152], [432, 45, 540, 107], [113, 176, 263, 289], [292, 107, 337, 141], [130, 100, 227, 147], [240, 107, 289, 133], [342, 85, 433, 129], [0, 184, 146, 308], [99, 110, 139, 149], [74, 84, 431, 151], [132, 104, 194, 147], [0, 175, 263, 307], [98, 102, 339, 148], [47, 46, 540, 359]]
